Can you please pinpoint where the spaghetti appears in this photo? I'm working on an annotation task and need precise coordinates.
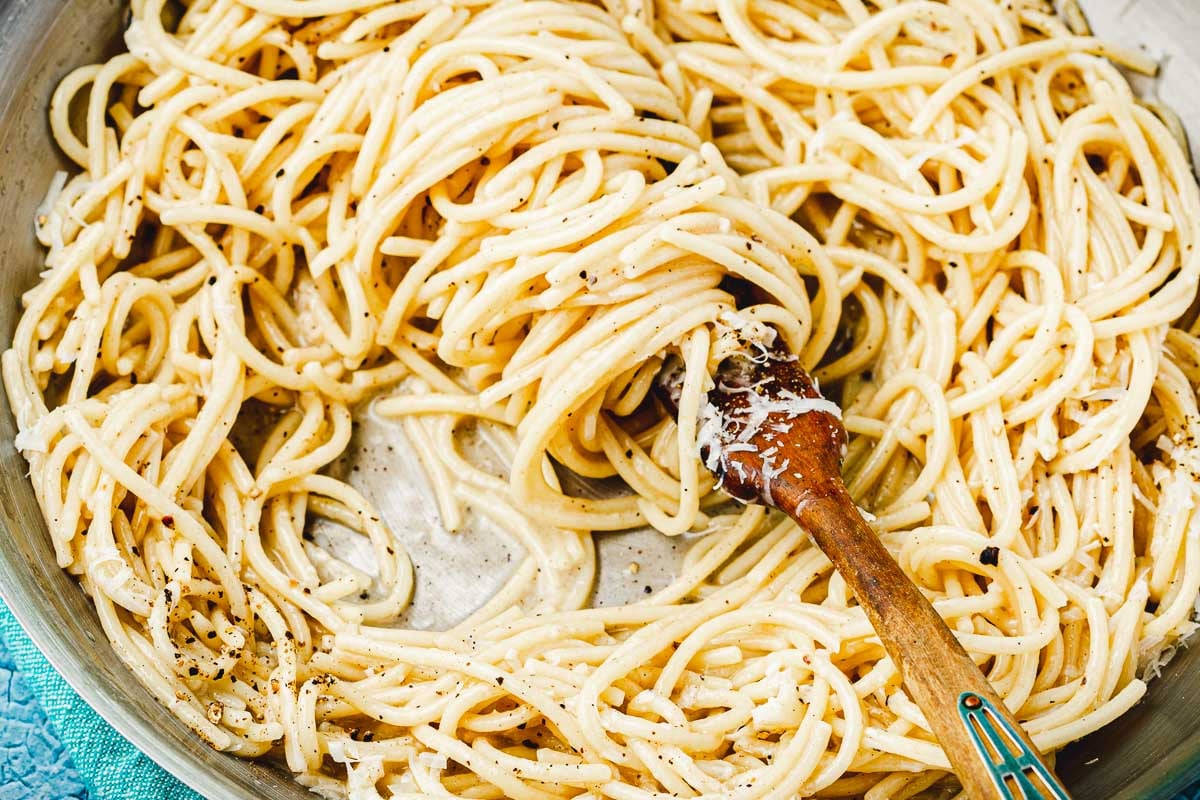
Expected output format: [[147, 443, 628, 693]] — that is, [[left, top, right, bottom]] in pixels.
[[4, 0, 1200, 797]]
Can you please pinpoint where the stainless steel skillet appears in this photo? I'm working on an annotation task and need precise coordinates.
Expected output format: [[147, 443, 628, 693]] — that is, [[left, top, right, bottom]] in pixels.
[[0, 0, 1198, 797]]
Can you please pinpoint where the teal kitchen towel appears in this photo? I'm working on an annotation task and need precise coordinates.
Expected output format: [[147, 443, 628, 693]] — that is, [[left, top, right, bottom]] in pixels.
[[0, 598, 201, 800]]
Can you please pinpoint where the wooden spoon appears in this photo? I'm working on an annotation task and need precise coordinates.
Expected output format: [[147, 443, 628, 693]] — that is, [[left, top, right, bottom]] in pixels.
[[658, 348, 1071, 800]]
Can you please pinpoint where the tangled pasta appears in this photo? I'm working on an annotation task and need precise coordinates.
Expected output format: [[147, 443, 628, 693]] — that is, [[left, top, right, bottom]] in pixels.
[[5, 0, 1200, 797]]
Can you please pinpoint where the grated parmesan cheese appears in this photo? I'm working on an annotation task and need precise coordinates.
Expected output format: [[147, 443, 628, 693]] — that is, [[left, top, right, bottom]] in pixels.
[[416, 751, 449, 772], [326, 739, 354, 763], [13, 420, 49, 453], [695, 343, 841, 500], [346, 754, 386, 800]]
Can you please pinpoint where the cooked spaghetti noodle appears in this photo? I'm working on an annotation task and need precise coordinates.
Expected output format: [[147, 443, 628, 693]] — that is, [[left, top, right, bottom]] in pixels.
[[5, 0, 1200, 797]]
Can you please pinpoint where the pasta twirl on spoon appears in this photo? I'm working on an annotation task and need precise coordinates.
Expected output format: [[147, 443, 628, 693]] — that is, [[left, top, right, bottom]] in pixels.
[[659, 344, 1071, 798]]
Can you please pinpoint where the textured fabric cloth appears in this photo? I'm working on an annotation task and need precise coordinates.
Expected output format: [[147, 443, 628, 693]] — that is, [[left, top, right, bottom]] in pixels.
[[0, 599, 200, 800], [0, 626, 87, 800]]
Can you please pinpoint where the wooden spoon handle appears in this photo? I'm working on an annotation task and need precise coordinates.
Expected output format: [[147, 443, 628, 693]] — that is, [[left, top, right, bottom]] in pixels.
[[789, 483, 1071, 800]]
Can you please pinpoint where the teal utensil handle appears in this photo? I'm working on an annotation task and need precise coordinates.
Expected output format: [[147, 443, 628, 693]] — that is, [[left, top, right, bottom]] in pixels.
[[958, 692, 1071, 799]]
